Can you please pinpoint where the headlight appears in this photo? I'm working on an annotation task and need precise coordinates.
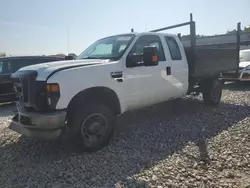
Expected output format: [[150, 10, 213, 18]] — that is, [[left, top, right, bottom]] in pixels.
[[46, 83, 60, 109], [246, 65, 250, 70]]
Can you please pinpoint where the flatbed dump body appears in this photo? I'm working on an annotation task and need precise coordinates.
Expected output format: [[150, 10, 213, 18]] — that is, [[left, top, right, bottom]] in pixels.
[[150, 13, 245, 78], [185, 47, 239, 77]]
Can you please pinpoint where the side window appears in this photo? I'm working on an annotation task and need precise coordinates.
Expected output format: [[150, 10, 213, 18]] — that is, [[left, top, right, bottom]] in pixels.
[[35, 58, 58, 64], [9, 60, 22, 72], [25, 58, 58, 66], [164, 36, 182, 60], [0, 62, 3, 73], [2, 61, 14, 73], [12, 59, 45, 71], [129, 35, 166, 61], [44, 58, 60, 62]]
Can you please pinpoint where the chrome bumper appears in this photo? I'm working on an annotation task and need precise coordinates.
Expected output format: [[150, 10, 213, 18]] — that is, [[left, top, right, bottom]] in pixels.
[[9, 107, 66, 140]]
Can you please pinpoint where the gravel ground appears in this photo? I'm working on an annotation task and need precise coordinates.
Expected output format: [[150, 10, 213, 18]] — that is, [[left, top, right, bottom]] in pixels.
[[0, 82, 250, 188]]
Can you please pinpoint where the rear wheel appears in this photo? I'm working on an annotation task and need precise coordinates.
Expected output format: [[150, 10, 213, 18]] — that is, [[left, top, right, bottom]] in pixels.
[[67, 102, 115, 152], [202, 78, 223, 105]]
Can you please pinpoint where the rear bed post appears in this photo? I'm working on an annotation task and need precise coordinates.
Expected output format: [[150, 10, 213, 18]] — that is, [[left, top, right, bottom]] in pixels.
[[236, 22, 241, 74], [190, 13, 196, 77]]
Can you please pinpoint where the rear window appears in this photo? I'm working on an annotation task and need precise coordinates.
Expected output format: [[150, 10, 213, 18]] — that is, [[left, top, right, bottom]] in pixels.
[[164, 36, 182, 60]]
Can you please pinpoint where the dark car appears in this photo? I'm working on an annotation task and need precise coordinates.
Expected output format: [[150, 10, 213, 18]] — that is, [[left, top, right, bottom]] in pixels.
[[0, 56, 64, 103]]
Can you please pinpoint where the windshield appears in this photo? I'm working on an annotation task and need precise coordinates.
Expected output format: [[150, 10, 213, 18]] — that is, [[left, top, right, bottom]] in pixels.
[[240, 51, 250, 62], [77, 34, 135, 61]]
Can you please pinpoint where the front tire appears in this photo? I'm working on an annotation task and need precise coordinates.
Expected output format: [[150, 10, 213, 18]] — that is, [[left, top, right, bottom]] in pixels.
[[67, 102, 115, 152], [202, 78, 223, 105]]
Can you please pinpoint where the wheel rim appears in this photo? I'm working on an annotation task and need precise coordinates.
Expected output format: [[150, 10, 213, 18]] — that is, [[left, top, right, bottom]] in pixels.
[[81, 113, 108, 146]]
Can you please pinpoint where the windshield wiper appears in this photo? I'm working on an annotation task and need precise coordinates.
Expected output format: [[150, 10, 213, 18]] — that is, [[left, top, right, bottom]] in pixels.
[[81, 57, 100, 59]]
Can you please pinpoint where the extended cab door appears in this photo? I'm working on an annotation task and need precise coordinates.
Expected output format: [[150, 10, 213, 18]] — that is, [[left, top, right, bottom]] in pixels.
[[122, 34, 175, 111], [162, 35, 189, 97]]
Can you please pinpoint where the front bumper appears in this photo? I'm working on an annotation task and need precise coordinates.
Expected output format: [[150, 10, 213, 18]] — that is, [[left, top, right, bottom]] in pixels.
[[9, 107, 66, 140]]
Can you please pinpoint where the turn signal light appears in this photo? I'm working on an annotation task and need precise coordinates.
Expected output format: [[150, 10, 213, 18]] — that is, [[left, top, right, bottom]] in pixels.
[[46, 83, 60, 92], [152, 55, 158, 62]]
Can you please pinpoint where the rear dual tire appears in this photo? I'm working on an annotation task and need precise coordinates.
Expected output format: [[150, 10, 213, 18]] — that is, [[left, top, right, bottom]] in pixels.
[[202, 78, 223, 105]]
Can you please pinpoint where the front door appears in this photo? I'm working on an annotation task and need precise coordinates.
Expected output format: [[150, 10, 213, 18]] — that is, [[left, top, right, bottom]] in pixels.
[[122, 34, 174, 111]]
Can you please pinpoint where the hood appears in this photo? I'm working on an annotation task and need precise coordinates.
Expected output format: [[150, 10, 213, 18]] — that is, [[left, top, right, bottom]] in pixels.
[[17, 59, 108, 80], [239, 61, 250, 68]]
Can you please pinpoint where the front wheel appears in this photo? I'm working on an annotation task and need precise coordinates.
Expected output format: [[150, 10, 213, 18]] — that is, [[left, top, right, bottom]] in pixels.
[[202, 78, 223, 105], [67, 102, 115, 152]]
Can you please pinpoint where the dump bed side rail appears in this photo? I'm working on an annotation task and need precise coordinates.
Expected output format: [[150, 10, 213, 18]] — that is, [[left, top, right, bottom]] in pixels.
[[149, 13, 242, 77]]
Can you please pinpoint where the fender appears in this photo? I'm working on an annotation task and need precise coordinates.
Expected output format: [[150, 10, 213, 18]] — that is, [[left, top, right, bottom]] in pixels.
[[46, 63, 102, 81]]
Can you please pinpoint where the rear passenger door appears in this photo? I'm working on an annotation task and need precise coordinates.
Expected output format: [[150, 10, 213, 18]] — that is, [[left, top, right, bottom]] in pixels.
[[163, 36, 189, 97]]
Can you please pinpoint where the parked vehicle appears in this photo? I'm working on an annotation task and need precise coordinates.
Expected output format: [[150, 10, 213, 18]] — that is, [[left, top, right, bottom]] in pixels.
[[220, 49, 250, 82], [0, 56, 64, 103], [9, 14, 242, 152]]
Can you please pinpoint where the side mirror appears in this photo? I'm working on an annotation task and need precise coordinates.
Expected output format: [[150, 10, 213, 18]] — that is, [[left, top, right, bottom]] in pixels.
[[126, 54, 143, 67], [143, 46, 158, 66], [65, 55, 74, 60]]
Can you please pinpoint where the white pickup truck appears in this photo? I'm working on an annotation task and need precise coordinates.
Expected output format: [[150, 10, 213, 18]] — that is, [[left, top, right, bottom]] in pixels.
[[9, 14, 241, 152]]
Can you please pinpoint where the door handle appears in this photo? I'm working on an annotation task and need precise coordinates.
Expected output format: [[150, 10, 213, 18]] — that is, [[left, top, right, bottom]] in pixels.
[[166, 66, 171, 75]]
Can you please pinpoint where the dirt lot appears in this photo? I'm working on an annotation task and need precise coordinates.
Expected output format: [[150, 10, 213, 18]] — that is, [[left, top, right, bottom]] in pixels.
[[0, 83, 250, 188]]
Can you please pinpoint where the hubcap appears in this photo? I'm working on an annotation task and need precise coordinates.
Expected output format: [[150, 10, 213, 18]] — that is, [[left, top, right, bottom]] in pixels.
[[88, 122, 100, 134], [81, 113, 108, 145]]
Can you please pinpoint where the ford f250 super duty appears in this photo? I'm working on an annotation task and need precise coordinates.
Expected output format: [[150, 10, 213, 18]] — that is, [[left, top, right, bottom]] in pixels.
[[9, 14, 243, 152]]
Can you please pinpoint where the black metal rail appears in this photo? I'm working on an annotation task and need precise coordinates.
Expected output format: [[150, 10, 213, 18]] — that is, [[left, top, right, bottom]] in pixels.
[[149, 13, 241, 74], [150, 13, 196, 75]]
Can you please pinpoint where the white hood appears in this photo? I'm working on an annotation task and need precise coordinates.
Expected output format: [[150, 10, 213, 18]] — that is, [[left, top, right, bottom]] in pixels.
[[18, 59, 106, 80], [239, 61, 250, 68]]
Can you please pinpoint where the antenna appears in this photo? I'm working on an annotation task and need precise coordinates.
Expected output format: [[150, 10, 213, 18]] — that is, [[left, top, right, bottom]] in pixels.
[[67, 27, 70, 55]]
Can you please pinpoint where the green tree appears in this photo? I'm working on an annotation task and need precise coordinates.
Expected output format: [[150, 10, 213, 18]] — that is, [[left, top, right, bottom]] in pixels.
[[244, 26, 250, 32], [226, 25, 250, 34], [0, 52, 6, 57]]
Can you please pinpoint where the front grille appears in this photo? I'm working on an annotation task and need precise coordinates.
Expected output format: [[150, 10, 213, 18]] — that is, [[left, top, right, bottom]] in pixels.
[[11, 70, 54, 112], [11, 70, 38, 109], [13, 78, 29, 102]]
